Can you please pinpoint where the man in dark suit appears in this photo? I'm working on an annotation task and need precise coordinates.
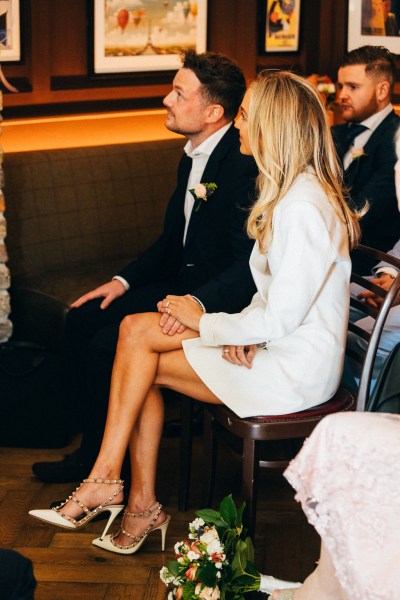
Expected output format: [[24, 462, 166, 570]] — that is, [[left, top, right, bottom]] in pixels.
[[32, 50, 258, 483], [331, 45, 400, 273]]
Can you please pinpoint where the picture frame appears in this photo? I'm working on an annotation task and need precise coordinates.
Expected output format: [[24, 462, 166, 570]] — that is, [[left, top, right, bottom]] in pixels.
[[262, 0, 301, 53], [0, 0, 20, 62], [93, 0, 207, 75], [347, 0, 400, 53]]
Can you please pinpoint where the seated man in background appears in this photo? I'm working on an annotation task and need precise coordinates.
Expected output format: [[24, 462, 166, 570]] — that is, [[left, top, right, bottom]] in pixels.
[[343, 238, 400, 390], [32, 50, 258, 484], [332, 44, 400, 273]]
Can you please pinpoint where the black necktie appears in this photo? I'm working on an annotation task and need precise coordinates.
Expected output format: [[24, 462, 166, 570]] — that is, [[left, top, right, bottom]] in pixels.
[[345, 123, 368, 149]]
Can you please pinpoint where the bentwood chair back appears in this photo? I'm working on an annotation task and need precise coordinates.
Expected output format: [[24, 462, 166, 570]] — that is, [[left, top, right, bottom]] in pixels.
[[202, 245, 400, 536]]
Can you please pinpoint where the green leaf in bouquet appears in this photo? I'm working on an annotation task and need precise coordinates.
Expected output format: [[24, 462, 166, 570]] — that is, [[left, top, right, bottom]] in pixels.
[[182, 581, 196, 600], [196, 562, 219, 587], [195, 508, 221, 523], [219, 494, 237, 527], [231, 539, 251, 576], [235, 501, 246, 529], [243, 536, 255, 563], [167, 561, 182, 576]]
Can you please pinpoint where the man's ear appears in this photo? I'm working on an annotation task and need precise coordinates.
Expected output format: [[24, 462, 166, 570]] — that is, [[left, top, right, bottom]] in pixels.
[[376, 80, 391, 102], [205, 104, 225, 123]]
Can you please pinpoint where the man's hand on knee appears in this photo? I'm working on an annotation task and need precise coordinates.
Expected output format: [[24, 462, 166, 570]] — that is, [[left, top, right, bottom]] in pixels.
[[71, 280, 126, 310]]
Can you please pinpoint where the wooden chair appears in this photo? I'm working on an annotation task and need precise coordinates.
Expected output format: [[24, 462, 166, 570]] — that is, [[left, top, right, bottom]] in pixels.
[[201, 245, 400, 535]]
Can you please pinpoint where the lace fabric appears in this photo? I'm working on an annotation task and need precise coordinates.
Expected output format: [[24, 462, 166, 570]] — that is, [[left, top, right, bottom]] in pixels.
[[284, 412, 400, 600]]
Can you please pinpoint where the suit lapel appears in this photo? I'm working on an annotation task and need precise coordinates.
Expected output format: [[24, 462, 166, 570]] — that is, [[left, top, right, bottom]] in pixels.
[[344, 110, 397, 186], [184, 124, 236, 247]]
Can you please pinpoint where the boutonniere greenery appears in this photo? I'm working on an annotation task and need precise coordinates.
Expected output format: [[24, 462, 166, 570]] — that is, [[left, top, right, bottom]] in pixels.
[[189, 182, 218, 212], [351, 147, 367, 160]]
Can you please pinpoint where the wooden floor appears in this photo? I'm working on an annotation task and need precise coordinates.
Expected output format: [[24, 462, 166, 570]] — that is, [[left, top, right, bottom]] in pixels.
[[0, 421, 320, 599]]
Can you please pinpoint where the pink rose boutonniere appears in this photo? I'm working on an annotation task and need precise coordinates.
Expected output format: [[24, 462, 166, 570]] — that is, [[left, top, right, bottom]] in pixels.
[[351, 147, 367, 160], [189, 182, 217, 212]]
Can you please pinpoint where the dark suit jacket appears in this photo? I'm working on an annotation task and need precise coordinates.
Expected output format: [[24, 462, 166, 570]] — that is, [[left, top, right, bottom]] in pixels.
[[118, 125, 258, 313], [332, 110, 400, 273]]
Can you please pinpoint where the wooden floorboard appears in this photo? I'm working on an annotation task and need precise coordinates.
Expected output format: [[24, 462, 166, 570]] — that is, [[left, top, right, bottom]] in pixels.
[[0, 414, 320, 598]]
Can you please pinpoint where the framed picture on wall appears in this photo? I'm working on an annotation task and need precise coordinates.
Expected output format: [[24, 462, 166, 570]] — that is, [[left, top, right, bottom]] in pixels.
[[0, 0, 20, 62], [262, 0, 301, 53], [93, 0, 207, 75], [347, 0, 400, 52]]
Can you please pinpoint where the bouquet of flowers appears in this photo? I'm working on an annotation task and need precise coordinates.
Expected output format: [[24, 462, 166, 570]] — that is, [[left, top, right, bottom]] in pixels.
[[160, 494, 263, 599]]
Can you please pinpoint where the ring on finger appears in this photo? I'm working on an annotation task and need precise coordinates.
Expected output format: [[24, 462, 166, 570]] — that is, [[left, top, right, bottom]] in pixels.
[[223, 349, 229, 353], [165, 301, 170, 308], [168, 308, 171, 315]]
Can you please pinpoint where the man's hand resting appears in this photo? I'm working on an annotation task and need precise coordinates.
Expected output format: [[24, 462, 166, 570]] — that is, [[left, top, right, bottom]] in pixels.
[[357, 273, 397, 309], [70, 279, 126, 309]]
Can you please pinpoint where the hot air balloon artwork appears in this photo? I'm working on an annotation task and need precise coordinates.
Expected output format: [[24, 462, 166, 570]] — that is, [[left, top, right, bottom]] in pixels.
[[94, 0, 207, 74], [117, 7, 129, 32], [183, 1, 190, 20]]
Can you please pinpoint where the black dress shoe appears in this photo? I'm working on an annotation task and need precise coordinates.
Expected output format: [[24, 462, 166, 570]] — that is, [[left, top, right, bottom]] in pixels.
[[32, 449, 90, 483]]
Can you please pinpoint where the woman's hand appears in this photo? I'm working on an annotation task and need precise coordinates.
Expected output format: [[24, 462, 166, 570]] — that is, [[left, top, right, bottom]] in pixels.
[[222, 344, 257, 369], [158, 294, 204, 332]]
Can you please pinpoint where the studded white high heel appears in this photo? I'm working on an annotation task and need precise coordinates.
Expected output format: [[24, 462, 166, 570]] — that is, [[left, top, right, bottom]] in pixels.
[[29, 478, 124, 539], [92, 501, 171, 554]]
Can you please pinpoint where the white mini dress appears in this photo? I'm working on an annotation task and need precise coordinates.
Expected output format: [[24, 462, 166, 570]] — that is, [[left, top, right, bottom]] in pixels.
[[182, 171, 351, 418]]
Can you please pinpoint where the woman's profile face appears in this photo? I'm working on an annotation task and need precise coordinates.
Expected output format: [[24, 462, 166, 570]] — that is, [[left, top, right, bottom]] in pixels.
[[235, 89, 252, 156]]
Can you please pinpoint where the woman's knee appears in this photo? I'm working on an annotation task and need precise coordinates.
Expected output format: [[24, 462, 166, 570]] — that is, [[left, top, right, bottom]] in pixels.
[[119, 312, 158, 346]]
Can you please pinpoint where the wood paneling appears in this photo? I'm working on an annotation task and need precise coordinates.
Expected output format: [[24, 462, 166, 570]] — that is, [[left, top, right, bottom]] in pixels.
[[1, 0, 397, 117]]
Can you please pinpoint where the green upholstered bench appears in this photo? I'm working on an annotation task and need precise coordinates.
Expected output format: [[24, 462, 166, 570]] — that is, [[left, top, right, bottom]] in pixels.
[[4, 138, 184, 305]]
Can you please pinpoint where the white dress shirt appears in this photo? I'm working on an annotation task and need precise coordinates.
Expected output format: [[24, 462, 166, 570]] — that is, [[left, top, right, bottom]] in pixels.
[[183, 123, 231, 243]]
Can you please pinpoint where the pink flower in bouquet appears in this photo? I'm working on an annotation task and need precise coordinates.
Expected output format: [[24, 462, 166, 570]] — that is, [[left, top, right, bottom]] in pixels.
[[185, 564, 199, 581]]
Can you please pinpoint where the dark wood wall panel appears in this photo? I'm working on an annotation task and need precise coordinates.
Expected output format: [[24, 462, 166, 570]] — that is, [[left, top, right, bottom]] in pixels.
[[1, 0, 394, 117]]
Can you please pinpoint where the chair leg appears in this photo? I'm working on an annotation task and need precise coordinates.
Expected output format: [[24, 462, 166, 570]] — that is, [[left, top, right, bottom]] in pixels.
[[242, 437, 258, 538], [203, 409, 218, 506], [178, 394, 193, 511]]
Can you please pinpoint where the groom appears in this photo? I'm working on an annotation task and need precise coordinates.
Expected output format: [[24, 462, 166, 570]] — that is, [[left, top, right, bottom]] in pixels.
[[32, 50, 258, 483]]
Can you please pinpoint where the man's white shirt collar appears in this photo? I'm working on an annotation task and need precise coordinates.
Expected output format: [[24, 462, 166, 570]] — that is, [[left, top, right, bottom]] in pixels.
[[184, 122, 232, 159]]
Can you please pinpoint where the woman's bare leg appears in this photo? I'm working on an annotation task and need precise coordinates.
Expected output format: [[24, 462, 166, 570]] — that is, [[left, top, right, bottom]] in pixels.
[[61, 312, 221, 521]]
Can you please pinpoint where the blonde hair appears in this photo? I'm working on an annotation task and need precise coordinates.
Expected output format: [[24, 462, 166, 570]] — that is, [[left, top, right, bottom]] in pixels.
[[246, 70, 361, 253]]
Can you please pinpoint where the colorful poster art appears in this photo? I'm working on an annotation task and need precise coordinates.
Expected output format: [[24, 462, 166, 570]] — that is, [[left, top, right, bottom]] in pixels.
[[0, 0, 20, 62], [94, 0, 207, 74], [348, 0, 400, 52], [264, 0, 300, 53]]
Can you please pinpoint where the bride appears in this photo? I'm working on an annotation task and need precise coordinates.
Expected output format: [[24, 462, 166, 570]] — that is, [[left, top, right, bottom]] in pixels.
[[29, 70, 360, 596]]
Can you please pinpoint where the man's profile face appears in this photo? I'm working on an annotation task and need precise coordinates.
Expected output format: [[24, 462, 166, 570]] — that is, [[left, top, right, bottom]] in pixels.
[[163, 68, 208, 137], [337, 64, 381, 123]]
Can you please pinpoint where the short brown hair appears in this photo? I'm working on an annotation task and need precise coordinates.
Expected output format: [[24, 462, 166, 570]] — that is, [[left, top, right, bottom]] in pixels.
[[182, 50, 246, 121], [341, 45, 396, 94]]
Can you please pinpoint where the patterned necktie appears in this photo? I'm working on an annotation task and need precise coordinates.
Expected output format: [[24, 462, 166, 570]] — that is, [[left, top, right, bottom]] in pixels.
[[345, 123, 368, 149]]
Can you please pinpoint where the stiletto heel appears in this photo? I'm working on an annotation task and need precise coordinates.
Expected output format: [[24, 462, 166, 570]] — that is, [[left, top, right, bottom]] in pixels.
[[92, 501, 171, 555], [29, 478, 124, 531], [159, 517, 169, 551], [100, 505, 126, 540]]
